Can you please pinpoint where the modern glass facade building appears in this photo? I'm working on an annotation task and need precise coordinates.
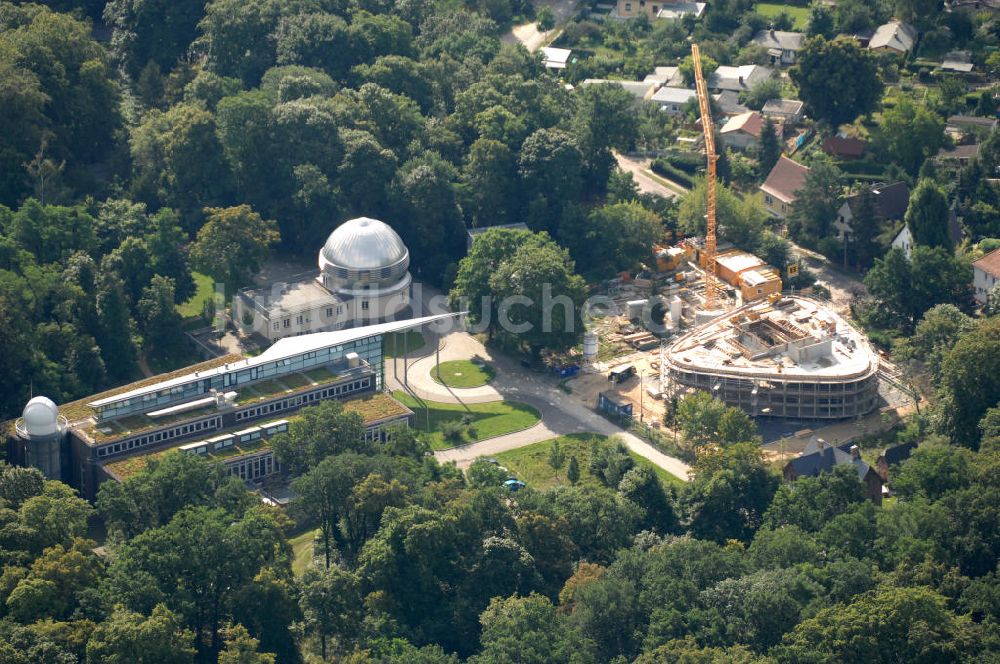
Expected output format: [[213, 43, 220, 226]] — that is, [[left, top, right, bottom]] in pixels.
[[88, 313, 454, 421]]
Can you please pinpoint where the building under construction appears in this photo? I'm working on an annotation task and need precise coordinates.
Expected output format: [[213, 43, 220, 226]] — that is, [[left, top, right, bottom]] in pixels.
[[663, 296, 880, 419]]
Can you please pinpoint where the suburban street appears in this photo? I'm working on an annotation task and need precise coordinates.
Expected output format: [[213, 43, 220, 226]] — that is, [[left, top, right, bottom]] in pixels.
[[614, 153, 683, 198], [503, 0, 579, 51]]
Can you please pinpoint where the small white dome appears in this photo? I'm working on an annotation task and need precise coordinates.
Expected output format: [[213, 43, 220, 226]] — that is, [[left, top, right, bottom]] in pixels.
[[22, 396, 60, 437], [320, 217, 408, 271]]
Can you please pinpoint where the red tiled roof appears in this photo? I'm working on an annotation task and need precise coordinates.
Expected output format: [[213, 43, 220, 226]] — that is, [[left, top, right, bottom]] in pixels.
[[823, 136, 867, 158], [974, 248, 1000, 278], [722, 111, 764, 137], [760, 156, 810, 203]]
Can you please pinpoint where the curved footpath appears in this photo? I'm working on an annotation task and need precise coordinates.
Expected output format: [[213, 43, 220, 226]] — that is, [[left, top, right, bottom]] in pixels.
[[386, 328, 691, 480]]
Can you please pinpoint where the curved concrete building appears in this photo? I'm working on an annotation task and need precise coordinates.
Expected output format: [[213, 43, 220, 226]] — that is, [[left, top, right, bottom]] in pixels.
[[663, 296, 880, 419], [235, 217, 412, 341]]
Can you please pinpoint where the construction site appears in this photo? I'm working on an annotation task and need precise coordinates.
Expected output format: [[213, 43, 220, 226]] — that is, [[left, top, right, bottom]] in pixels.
[[662, 295, 880, 419], [566, 42, 904, 451]]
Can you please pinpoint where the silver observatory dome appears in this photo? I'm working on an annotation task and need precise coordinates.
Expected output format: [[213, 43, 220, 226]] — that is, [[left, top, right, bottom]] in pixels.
[[318, 217, 410, 291]]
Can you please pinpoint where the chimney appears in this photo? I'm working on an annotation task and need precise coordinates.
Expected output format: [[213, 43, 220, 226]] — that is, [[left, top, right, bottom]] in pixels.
[[738, 75, 744, 86], [850, 444, 860, 460], [816, 438, 826, 451]]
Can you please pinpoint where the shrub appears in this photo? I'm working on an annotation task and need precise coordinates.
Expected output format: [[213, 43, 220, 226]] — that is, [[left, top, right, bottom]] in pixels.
[[441, 420, 466, 445], [650, 159, 694, 188]]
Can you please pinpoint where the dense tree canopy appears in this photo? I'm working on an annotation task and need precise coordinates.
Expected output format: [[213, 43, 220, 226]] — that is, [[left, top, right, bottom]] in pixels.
[[791, 37, 883, 127]]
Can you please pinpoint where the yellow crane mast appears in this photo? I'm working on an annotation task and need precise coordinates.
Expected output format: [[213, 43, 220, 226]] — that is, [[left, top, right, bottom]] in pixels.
[[691, 43, 719, 310]]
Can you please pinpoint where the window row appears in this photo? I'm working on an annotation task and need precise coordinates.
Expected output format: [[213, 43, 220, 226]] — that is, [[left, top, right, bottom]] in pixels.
[[233, 378, 373, 422], [97, 416, 222, 458]]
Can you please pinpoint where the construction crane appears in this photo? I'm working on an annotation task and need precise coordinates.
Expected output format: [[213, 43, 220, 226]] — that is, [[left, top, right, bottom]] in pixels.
[[691, 43, 719, 311]]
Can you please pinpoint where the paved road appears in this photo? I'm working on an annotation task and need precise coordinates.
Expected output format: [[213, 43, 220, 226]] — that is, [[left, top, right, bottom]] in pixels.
[[386, 305, 691, 480], [785, 240, 868, 315], [614, 153, 682, 199], [503, 0, 579, 51]]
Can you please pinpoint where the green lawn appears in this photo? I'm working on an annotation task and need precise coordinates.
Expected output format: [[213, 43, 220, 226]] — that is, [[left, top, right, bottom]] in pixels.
[[289, 528, 319, 576], [431, 360, 495, 388], [495, 434, 684, 490], [384, 330, 426, 358], [393, 391, 541, 450], [755, 3, 809, 30], [176, 271, 215, 319]]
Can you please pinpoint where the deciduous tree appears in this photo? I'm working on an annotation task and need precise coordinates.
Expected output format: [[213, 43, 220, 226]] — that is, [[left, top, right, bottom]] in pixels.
[[684, 443, 778, 543], [85, 604, 196, 664], [791, 37, 882, 127], [905, 178, 952, 250], [874, 100, 945, 175], [189, 205, 279, 293]]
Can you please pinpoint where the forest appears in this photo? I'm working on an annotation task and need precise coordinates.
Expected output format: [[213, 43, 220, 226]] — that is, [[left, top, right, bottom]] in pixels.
[[1, 369, 999, 662]]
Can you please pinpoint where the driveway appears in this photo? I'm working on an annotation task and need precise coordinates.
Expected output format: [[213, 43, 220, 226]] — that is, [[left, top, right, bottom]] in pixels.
[[386, 295, 691, 480], [785, 240, 868, 315]]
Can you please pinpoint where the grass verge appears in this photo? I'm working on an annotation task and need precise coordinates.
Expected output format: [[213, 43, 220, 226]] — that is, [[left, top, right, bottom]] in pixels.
[[431, 360, 496, 388], [495, 433, 684, 490], [393, 391, 540, 450]]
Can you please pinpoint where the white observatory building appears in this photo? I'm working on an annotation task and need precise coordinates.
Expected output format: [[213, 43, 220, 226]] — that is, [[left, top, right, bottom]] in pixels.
[[234, 217, 412, 342], [14, 396, 67, 480]]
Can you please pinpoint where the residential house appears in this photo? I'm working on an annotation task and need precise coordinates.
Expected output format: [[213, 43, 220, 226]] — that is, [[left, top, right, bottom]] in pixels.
[[643, 66, 683, 87], [714, 90, 749, 117], [783, 440, 884, 504], [876, 442, 917, 483], [891, 207, 963, 259], [751, 29, 805, 65], [707, 65, 774, 93], [761, 98, 804, 125], [947, 0, 1000, 13], [656, 0, 706, 19], [940, 50, 974, 73], [973, 248, 1000, 305], [540, 47, 572, 71], [891, 225, 915, 257], [579, 79, 657, 102], [834, 182, 910, 241], [822, 136, 868, 160], [761, 156, 810, 218], [839, 28, 876, 48], [937, 143, 980, 167], [946, 115, 997, 139], [614, 0, 705, 20], [868, 21, 918, 55], [720, 111, 781, 150], [651, 86, 698, 115]]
